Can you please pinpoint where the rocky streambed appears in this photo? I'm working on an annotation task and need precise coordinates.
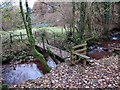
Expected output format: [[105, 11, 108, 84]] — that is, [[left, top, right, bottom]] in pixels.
[[87, 40, 120, 59]]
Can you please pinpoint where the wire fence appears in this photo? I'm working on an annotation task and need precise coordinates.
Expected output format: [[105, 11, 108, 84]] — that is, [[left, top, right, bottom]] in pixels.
[[1, 30, 58, 46]]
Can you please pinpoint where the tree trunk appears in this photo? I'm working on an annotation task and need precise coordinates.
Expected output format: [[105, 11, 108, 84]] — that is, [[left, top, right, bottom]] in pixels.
[[79, 2, 87, 43], [19, 0, 51, 73], [103, 2, 110, 37], [72, 2, 75, 33], [31, 47, 51, 73]]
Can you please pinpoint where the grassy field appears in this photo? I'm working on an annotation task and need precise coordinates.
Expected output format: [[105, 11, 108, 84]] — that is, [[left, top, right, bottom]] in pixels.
[[39, 27, 66, 33], [0, 27, 66, 35], [1, 27, 67, 43]]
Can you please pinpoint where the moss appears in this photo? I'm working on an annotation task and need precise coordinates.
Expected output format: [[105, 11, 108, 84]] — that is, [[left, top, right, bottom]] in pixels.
[[19, 0, 51, 73], [0, 84, 8, 90], [31, 48, 51, 73]]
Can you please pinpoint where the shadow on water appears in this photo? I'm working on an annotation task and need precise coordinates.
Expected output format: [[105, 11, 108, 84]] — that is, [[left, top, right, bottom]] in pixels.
[[2, 56, 56, 86]]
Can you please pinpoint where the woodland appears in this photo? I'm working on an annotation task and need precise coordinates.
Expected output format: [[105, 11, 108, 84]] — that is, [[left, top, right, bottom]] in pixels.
[[0, 0, 120, 89]]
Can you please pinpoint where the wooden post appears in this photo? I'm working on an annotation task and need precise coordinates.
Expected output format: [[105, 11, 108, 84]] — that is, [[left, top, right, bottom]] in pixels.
[[34, 31, 37, 39], [83, 59, 86, 67], [60, 49, 62, 57], [42, 35, 45, 50], [46, 38, 49, 44], [20, 32, 22, 41], [83, 42, 87, 55], [9, 34, 13, 49], [70, 44, 75, 65], [10, 34, 13, 43]]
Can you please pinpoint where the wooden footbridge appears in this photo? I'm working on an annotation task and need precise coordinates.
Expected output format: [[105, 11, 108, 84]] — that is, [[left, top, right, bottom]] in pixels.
[[37, 42, 94, 66]]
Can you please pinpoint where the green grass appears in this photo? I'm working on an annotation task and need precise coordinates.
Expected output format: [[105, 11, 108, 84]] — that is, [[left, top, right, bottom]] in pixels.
[[1, 27, 66, 35], [38, 27, 66, 33], [1, 27, 67, 43]]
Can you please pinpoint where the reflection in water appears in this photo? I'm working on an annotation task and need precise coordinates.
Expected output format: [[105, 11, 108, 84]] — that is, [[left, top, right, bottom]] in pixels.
[[2, 63, 43, 85], [110, 33, 120, 40], [47, 56, 56, 68], [111, 37, 118, 40], [2, 58, 56, 86]]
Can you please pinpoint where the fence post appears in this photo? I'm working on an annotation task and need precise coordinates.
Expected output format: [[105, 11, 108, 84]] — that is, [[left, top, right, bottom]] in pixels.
[[42, 33, 45, 50], [34, 31, 37, 39], [9, 34, 13, 48], [10, 34, 13, 43], [60, 49, 62, 57], [70, 44, 75, 65], [20, 32, 22, 42]]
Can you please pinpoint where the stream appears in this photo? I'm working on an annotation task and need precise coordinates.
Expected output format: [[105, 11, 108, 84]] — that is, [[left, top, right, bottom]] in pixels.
[[87, 39, 120, 59], [2, 56, 56, 86], [2, 35, 120, 86]]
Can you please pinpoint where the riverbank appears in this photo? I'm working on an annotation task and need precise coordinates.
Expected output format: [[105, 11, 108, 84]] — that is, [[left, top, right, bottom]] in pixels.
[[10, 55, 119, 88]]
